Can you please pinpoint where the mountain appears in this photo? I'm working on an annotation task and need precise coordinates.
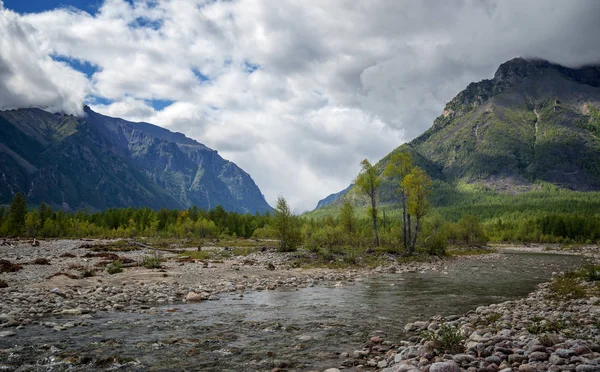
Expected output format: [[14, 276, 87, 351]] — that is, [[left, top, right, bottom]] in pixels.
[[314, 57, 600, 210], [0, 106, 272, 213], [314, 184, 353, 210]]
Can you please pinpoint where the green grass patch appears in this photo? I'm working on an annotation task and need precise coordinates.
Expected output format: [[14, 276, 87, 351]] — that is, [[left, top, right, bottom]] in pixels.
[[180, 251, 214, 260], [105, 260, 123, 275], [141, 254, 163, 269], [421, 323, 463, 354], [548, 275, 586, 300]]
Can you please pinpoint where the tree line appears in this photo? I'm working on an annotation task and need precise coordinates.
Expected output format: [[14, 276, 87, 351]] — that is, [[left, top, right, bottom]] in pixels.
[[2, 150, 599, 252]]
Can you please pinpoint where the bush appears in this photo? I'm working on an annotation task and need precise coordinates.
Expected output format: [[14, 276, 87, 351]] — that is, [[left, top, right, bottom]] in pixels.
[[421, 323, 463, 353], [106, 260, 123, 274], [548, 275, 586, 300], [583, 263, 600, 281], [141, 254, 162, 269], [80, 268, 96, 278]]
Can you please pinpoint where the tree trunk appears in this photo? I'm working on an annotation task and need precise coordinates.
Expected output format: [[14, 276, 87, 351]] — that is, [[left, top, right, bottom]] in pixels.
[[406, 212, 412, 254], [401, 193, 407, 252], [410, 217, 420, 255], [371, 194, 379, 246]]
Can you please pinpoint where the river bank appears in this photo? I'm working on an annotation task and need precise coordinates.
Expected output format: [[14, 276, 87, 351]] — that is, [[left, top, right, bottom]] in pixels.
[[1, 240, 596, 371], [342, 247, 600, 372], [0, 238, 467, 330]]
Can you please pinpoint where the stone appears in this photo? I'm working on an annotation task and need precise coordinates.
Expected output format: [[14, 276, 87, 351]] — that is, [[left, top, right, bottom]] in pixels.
[[323, 369, 340, 372], [370, 336, 383, 343], [0, 331, 16, 337], [575, 366, 600, 372], [554, 349, 576, 359], [508, 354, 528, 364], [61, 308, 82, 315], [529, 351, 549, 362], [518, 364, 539, 372], [454, 354, 477, 364], [429, 361, 461, 372], [185, 292, 205, 302], [549, 354, 566, 365]]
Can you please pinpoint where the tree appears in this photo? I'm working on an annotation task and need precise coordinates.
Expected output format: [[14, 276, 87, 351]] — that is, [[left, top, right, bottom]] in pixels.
[[402, 167, 432, 254], [7, 192, 27, 236], [339, 201, 357, 243], [355, 159, 381, 246], [384, 152, 413, 251], [273, 196, 302, 252]]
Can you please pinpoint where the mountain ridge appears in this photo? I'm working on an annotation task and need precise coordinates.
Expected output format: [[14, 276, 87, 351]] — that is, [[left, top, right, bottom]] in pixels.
[[314, 57, 600, 210], [0, 106, 272, 213]]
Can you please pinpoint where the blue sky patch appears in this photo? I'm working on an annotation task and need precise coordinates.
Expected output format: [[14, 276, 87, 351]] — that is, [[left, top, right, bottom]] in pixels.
[[3, 0, 99, 14], [147, 99, 175, 111], [85, 96, 113, 106], [51, 55, 98, 78], [130, 17, 163, 30], [243, 61, 260, 74], [193, 69, 211, 83]]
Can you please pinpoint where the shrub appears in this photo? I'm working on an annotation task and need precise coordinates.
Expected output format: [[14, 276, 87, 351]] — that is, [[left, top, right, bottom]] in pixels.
[[141, 254, 162, 269], [548, 275, 586, 300], [583, 263, 600, 281], [527, 319, 565, 334], [421, 323, 463, 353], [106, 260, 123, 274], [80, 268, 96, 278]]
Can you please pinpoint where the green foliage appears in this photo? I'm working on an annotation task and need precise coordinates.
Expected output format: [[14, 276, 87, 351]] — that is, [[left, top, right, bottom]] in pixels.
[[6, 192, 26, 236], [583, 264, 600, 281], [339, 201, 357, 241], [273, 196, 302, 252], [527, 319, 566, 335], [106, 260, 123, 274], [141, 254, 163, 269], [548, 274, 586, 300], [355, 159, 381, 246], [421, 323, 463, 353]]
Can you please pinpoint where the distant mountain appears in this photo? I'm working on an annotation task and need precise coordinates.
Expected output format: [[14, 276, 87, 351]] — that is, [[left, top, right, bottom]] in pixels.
[[314, 57, 600, 211], [314, 184, 353, 210], [0, 106, 272, 213]]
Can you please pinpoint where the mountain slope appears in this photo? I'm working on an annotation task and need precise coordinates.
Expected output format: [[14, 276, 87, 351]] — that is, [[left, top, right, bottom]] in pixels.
[[0, 107, 272, 213], [313, 58, 600, 211]]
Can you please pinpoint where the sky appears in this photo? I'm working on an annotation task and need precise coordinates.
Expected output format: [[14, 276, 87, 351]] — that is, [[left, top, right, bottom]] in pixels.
[[1, 0, 600, 212]]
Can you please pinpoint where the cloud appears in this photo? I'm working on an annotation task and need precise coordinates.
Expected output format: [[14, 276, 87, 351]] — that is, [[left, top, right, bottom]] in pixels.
[[0, 6, 88, 114], [1, 0, 600, 211]]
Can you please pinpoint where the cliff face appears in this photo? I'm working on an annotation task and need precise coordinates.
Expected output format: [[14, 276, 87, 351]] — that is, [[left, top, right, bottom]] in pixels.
[[0, 107, 272, 213]]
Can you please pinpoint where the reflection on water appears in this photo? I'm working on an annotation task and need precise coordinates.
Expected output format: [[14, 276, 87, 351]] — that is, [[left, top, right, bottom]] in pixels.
[[0, 252, 584, 371]]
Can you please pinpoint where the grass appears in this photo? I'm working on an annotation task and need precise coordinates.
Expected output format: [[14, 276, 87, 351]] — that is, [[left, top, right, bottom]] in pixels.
[[79, 268, 96, 278], [105, 260, 123, 275], [548, 274, 586, 300], [141, 254, 163, 269], [180, 251, 213, 260], [527, 319, 565, 334], [420, 323, 463, 353], [87, 240, 139, 252]]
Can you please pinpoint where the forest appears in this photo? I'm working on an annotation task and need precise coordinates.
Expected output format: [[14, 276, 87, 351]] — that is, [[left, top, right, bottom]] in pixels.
[[2, 153, 600, 256]]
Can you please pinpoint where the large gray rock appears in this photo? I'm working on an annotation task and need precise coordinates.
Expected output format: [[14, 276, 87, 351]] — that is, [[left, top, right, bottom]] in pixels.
[[429, 361, 461, 372]]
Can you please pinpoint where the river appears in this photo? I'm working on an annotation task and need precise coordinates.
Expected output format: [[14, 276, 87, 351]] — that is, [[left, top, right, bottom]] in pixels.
[[0, 251, 584, 371]]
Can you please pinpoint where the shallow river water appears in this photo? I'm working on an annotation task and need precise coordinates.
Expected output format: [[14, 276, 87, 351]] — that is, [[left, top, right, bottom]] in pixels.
[[0, 252, 585, 371]]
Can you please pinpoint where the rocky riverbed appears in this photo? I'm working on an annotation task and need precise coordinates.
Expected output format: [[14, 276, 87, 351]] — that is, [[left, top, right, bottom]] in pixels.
[[341, 249, 600, 372], [0, 239, 451, 330], [1, 240, 597, 371]]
